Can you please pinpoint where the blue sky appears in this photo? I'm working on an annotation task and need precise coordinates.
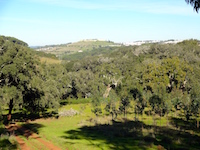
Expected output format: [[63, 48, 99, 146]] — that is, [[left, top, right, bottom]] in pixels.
[[0, 0, 199, 46]]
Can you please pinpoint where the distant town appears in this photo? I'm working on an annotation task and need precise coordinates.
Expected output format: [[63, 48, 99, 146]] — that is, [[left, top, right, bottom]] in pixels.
[[122, 39, 184, 46]]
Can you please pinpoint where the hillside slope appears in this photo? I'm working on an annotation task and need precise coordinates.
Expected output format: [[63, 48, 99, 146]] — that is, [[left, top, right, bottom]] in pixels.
[[34, 39, 121, 57]]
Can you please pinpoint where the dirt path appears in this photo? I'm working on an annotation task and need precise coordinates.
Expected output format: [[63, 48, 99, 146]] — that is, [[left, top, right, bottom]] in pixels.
[[6, 124, 62, 150], [15, 136, 31, 150]]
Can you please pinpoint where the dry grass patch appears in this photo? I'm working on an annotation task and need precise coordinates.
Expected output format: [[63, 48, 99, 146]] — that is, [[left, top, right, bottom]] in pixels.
[[40, 57, 61, 64]]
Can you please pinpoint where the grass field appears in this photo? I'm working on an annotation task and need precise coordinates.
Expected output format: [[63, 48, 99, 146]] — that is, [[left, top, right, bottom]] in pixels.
[[21, 103, 200, 150], [37, 40, 121, 57]]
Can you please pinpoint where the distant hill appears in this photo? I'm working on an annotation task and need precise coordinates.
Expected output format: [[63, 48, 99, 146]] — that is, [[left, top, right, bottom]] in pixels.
[[33, 39, 121, 57], [0, 35, 60, 64], [0, 35, 28, 46]]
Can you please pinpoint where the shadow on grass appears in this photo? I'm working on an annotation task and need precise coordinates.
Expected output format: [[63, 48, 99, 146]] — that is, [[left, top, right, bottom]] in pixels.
[[3, 110, 59, 124], [5, 123, 45, 139], [62, 119, 200, 150], [170, 117, 200, 132], [20, 123, 45, 134], [14, 123, 45, 140]]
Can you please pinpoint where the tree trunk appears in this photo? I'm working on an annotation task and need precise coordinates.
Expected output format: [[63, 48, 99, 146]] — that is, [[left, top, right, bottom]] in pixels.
[[166, 113, 169, 127], [135, 106, 136, 121], [197, 119, 199, 128], [160, 115, 161, 126], [160, 110, 162, 126], [142, 113, 143, 130], [124, 108, 126, 118], [103, 85, 112, 98], [9, 99, 13, 115], [114, 111, 118, 119], [111, 112, 113, 120], [175, 109, 177, 118], [7, 99, 13, 123]]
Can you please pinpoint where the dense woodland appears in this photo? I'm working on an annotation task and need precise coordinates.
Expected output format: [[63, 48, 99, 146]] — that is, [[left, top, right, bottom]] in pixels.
[[1, 36, 200, 126]]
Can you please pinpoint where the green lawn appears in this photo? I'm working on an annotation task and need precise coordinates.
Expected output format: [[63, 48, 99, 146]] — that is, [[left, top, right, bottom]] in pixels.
[[23, 103, 200, 150]]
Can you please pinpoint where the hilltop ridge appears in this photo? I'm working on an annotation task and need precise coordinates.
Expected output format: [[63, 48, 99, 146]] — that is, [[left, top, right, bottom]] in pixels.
[[34, 39, 121, 57]]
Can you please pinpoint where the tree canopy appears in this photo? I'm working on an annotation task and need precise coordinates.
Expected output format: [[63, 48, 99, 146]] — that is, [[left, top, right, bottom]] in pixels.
[[186, 0, 200, 12], [0, 36, 60, 121]]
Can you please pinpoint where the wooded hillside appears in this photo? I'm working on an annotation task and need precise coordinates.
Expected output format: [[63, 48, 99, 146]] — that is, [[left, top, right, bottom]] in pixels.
[[1, 36, 200, 124]]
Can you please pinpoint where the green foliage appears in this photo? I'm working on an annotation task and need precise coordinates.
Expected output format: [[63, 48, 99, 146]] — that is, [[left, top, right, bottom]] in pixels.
[[0, 35, 28, 46], [37, 40, 121, 58], [119, 93, 130, 117], [0, 38, 38, 114], [142, 57, 192, 94], [130, 88, 146, 119], [104, 91, 118, 119], [32, 50, 57, 59], [60, 98, 92, 105], [0, 136, 18, 150], [0, 107, 3, 123], [91, 95, 102, 116], [61, 47, 118, 61], [178, 39, 199, 46], [1, 35, 200, 127], [149, 95, 163, 114], [0, 36, 61, 118], [0, 124, 18, 149], [1, 35, 200, 148], [58, 39, 200, 124]]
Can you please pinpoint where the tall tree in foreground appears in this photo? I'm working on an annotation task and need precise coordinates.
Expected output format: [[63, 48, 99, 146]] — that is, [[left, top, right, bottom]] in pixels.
[[0, 37, 41, 120], [0, 36, 59, 122]]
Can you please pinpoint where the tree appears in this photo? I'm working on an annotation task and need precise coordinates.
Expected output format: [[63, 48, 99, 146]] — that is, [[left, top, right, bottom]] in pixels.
[[164, 94, 172, 126], [143, 57, 192, 94], [41, 63, 70, 102], [186, 0, 200, 12], [189, 81, 200, 128], [171, 88, 184, 117], [181, 93, 193, 121], [91, 94, 102, 117], [149, 95, 163, 125], [180, 81, 200, 123], [104, 91, 118, 120], [73, 69, 95, 98], [0, 35, 28, 47], [0, 36, 59, 122], [130, 88, 146, 121], [0, 39, 38, 120], [119, 93, 130, 118]]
